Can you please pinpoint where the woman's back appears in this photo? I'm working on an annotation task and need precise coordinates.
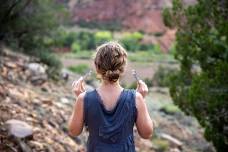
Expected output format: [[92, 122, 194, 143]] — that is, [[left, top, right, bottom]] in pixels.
[[69, 42, 153, 152], [84, 89, 137, 152]]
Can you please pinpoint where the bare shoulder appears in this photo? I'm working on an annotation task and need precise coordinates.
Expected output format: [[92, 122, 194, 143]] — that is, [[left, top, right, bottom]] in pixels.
[[77, 92, 86, 101]]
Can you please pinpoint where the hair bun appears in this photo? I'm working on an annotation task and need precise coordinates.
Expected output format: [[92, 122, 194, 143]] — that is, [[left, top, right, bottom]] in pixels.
[[105, 69, 120, 82]]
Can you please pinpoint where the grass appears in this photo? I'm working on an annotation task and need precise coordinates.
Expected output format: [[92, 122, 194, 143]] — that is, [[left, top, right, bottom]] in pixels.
[[160, 104, 181, 114], [152, 138, 169, 151], [61, 51, 94, 59], [67, 64, 90, 74], [60, 51, 176, 64], [128, 51, 176, 63]]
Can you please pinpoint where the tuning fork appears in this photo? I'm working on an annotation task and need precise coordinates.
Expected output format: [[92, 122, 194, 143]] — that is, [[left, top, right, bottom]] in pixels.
[[132, 69, 140, 82], [82, 70, 92, 80], [72, 70, 92, 87]]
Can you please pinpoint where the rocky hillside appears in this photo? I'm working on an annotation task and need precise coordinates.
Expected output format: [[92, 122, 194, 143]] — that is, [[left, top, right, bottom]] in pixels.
[[0, 48, 214, 152], [0, 49, 84, 151], [68, 0, 196, 51]]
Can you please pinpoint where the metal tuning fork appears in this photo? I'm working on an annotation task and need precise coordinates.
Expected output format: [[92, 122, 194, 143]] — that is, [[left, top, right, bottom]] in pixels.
[[72, 70, 92, 86], [132, 69, 140, 82], [82, 70, 92, 80]]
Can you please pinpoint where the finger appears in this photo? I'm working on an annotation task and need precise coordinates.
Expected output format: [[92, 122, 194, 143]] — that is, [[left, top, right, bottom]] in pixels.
[[137, 80, 142, 88], [79, 81, 85, 92], [72, 80, 76, 87], [72, 77, 83, 87]]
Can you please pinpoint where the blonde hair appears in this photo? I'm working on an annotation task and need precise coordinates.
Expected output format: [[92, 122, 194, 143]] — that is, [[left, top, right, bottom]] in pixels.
[[94, 42, 127, 83]]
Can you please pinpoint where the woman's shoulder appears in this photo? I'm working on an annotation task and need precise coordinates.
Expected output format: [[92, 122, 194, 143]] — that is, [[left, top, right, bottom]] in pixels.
[[123, 88, 137, 97]]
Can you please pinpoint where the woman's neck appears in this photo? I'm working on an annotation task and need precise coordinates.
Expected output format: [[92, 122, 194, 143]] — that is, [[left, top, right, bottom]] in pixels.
[[100, 80, 122, 90]]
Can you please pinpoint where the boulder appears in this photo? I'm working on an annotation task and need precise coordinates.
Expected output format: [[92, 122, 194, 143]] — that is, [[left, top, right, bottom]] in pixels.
[[160, 133, 183, 148], [27, 63, 46, 75], [5, 119, 33, 138]]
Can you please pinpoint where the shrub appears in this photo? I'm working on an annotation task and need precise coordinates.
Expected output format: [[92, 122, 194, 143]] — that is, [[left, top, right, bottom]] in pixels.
[[127, 82, 137, 89], [33, 49, 62, 79], [77, 31, 95, 50], [164, 0, 228, 150], [68, 64, 89, 74], [120, 32, 143, 51], [94, 31, 112, 45], [152, 66, 176, 87], [0, 0, 67, 78], [152, 138, 169, 151], [160, 104, 181, 115], [71, 42, 81, 53]]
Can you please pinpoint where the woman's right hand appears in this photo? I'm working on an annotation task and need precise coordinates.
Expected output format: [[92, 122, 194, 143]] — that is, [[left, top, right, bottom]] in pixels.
[[136, 80, 148, 98], [72, 77, 85, 97]]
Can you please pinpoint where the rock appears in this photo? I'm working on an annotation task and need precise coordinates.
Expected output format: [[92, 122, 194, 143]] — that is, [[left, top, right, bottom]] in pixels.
[[61, 69, 70, 81], [26, 63, 48, 85], [30, 75, 48, 85], [16, 138, 33, 152], [160, 133, 183, 148], [5, 119, 33, 138], [4, 62, 17, 69], [60, 97, 71, 104], [39, 97, 53, 105], [170, 148, 181, 152], [140, 139, 154, 149], [0, 83, 6, 99], [27, 63, 46, 75]]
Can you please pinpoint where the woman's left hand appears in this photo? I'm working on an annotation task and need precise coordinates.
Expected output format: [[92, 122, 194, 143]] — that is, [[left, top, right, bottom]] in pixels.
[[72, 77, 85, 97]]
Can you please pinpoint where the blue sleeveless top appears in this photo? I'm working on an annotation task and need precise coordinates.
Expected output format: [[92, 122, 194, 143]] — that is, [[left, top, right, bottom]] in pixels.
[[84, 89, 137, 152]]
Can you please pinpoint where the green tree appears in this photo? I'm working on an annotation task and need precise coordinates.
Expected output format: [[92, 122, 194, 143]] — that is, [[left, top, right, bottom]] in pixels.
[[163, 0, 228, 151], [121, 32, 143, 51], [0, 0, 68, 78]]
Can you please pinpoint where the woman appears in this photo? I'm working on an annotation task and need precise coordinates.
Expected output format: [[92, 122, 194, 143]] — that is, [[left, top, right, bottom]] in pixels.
[[68, 42, 153, 152]]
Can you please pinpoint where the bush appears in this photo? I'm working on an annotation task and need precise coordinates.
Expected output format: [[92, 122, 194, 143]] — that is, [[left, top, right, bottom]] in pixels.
[[164, 0, 228, 150], [51, 30, 97, 51], [152, 66, 176, 87], [68, 64, 89, 74], [152, 138, 169, 151], [71, 42, 81, 53], [120, 32, 143, 51], [94, 31, 112, 45], [33, 49, 62, 79], [0, 0, 67, 78], [127, 82, 137, 89], [160, 104, 181, 115]]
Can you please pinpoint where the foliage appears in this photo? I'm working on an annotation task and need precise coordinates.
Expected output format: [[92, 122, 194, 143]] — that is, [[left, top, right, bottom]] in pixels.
[[128, 51, 175, 63], [160, 104, 181, 115], [163, 0, 228, 150], [126, 82, 137, 89], [120, 32, 143, 51], [68, 64, 90, 74], [0, 0, 67, 78], [71, 42, 81, 53], [152, 138, 169, 151], [94, 31, 112, 45], [50, 29, 158, 53], [61, 51, 94, 60], [152, 66, 176, 87], [33, 49, 62, 79], [52, 30, 95, 50]]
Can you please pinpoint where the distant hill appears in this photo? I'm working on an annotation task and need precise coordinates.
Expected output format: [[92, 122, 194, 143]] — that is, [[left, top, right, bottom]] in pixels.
[[67, 0, 196, 51]]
